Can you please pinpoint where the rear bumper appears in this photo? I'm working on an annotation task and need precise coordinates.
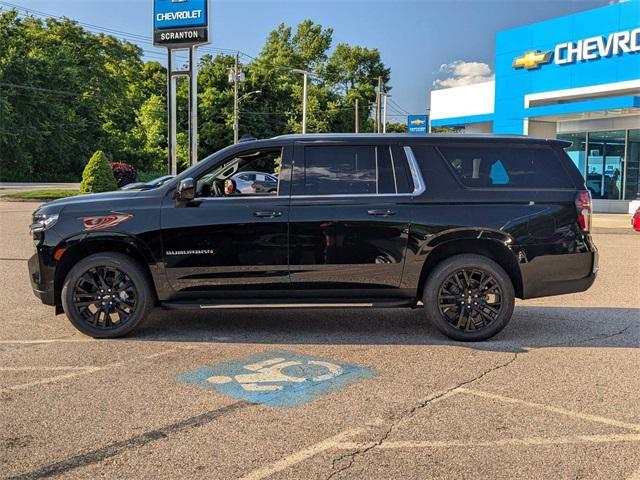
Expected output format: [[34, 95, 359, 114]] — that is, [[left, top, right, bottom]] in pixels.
[[520, 250, 598, 299]]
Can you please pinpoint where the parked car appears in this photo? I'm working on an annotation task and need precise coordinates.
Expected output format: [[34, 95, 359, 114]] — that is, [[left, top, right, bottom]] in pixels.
[[121, 175, 174, 191], [632, 206, 640, 232], [28, 134, 597, 341], [232, 171, 278, 194]]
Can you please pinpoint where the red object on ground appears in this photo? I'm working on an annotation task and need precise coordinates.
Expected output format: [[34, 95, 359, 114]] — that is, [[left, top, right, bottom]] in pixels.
[[632, 207, 640, 232]]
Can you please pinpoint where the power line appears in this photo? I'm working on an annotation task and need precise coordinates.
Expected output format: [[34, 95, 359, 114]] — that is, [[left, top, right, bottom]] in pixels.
[[0, 2, 251, 61], [0, 82, 84, 97], [387, 97, 411, 115]]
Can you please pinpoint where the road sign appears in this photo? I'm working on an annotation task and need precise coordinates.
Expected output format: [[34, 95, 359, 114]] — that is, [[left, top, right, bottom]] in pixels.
[[177, 350, 376, 408], [153, 0, 209, 47], [407, 115, 428, 134]]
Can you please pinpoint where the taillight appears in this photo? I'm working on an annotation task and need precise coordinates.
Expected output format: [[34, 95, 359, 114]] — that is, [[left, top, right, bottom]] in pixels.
[[575, 190, 592, 231]]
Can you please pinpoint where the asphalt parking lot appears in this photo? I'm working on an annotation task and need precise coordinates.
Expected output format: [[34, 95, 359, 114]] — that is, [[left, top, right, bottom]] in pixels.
[[1, 201, 639, 479]]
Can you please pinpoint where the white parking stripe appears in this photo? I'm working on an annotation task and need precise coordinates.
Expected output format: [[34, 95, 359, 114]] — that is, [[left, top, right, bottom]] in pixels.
[[0, 366, 92, 371], [458, 388, 640, 432], [238, 428, 366, 480], [240, 385, 640, 480], [0, 350, 176, 393], [337, 433, 640, 449], [0, 338, 92, 344]]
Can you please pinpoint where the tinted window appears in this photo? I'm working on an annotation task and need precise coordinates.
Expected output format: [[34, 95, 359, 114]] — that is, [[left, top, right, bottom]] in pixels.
[[303, 146, 377, 195], [438, 144, 572, 189], [377, 146, 396, 194], [392, 146, 414, 194]]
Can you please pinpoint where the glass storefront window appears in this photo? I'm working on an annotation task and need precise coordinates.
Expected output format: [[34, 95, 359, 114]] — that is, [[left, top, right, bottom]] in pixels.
[[558, 132, 586, 176], [626, 129, 640, 201], [586, 130, 625, 200]]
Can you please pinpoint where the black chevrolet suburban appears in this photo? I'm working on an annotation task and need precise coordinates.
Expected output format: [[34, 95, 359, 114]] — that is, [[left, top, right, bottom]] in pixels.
[[28, 134, 597, 341]]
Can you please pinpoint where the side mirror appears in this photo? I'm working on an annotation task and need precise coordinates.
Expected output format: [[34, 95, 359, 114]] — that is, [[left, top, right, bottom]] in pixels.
[[176, 178, 195, 204]]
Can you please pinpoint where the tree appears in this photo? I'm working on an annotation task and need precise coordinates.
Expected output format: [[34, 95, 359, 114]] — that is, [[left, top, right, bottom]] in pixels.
[[0, 11, 155, 181], [0, 12, 398, 179], [80, 150, 117, 193], [131, 94, 167, 173], [386, 122, 408, 133]]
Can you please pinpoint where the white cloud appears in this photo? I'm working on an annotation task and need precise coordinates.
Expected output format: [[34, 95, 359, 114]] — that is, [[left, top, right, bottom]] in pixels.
[[433, 61, 494, 89], [608, 0, 629, 4]]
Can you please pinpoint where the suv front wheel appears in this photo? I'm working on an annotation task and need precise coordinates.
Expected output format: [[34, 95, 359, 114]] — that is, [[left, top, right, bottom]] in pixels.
[[61, 252, 154, 338], [423, 254, 515, 341]]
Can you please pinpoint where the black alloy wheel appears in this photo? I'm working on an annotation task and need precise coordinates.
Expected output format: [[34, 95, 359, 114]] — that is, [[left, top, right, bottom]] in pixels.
[[72, 266, 138, 330], [423, 254, 515, 341], [61, 252, 153, 338], [437, 268, 503, 332]]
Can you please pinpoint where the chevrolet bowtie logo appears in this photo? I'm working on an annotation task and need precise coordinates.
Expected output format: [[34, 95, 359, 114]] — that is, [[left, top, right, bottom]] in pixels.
[[513, 50, 553, 70]]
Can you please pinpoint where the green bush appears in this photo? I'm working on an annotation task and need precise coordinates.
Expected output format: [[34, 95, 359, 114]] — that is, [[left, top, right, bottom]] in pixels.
[[137, 170, 167, 183], [80, 151, 118, 193]]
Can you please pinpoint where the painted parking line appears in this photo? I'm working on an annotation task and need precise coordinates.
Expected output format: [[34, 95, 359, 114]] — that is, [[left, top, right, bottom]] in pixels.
[[177, 350, 376, 408], [0, 338, 93, 344], [239, 386, 640, 480], [0, 349, 178, 393]]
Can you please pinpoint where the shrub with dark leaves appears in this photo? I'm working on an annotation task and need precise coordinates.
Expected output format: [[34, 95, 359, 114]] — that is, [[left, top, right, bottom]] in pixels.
[[111, 162, 138, 188]]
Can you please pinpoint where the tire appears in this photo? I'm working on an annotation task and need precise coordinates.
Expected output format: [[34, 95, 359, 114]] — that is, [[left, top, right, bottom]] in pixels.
[[422, 254, 515, 342], [61, 252, 154, 338]]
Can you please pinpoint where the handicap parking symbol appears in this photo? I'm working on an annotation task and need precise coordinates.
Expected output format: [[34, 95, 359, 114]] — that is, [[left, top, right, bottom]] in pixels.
[[176, 350, 376, 408]]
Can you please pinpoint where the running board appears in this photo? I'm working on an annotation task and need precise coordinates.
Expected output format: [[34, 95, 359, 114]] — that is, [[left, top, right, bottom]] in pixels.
[[162, 299, 415, 310]]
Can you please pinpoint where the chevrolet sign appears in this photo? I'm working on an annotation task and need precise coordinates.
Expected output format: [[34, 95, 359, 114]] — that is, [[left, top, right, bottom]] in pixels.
[[153, 0, 209, 47], [513, 27, 640, 70]]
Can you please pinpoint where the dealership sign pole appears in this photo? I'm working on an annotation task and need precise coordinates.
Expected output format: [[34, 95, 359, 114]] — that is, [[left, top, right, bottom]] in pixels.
[[153, 0, 210, 175]]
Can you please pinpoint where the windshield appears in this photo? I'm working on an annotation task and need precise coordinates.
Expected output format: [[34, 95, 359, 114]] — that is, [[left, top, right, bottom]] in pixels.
[[172, 143, 238, 184]]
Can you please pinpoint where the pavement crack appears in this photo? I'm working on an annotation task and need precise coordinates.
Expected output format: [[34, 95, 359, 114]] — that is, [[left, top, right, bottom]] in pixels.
[[325, 352, 520, 479], [570, 322, 635, 346]]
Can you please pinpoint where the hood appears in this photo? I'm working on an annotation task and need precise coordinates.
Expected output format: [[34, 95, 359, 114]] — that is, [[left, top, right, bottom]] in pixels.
[[36, 190, 143, 215]]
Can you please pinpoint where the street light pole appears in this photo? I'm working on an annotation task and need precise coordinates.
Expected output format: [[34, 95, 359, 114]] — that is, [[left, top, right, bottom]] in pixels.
[[290, 69, 315, 135], [233, 52, 240, 144], [376, 76, 382, 133]]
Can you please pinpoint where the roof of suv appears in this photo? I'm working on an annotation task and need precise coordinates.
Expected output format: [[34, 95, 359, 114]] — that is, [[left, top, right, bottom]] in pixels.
[[268, 133, 570, 147]]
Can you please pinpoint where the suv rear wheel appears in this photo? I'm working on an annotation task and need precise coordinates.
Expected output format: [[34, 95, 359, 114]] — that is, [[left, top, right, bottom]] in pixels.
[[423, 254, 514, 341], [61, 252, 153, 338]]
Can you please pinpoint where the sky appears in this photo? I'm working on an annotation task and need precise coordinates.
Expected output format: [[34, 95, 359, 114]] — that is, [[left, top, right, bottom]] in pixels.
[[5, 0, 617, 121]]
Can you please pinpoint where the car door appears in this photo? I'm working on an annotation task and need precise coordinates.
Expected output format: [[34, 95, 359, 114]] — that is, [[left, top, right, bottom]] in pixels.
[[161, 144, 292, 297], [288, 142, 421, 297]]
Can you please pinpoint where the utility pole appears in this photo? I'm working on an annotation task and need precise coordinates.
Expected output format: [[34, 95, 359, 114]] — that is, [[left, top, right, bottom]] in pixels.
[[354, 98, 359, 133], [302, 71, 308, 134], [232, 52, 240, 144], [376, 76, 382, 133], [382, 93, 388, 133]]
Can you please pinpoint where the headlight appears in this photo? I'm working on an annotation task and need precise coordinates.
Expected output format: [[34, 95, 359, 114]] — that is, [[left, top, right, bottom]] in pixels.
[[30, 213, 59, 232]]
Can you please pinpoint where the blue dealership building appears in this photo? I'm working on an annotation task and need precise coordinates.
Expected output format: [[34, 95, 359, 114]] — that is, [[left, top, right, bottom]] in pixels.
[[429, 0, 640, 212]]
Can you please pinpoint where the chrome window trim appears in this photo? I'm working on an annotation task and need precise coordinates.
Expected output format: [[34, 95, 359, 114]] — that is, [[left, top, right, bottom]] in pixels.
[[193, 145, 426, 201], [403, 146, 426, 196]]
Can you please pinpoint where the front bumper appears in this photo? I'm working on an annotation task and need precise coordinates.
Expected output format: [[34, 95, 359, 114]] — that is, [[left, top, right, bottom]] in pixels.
[[28, 252, 56, 305]]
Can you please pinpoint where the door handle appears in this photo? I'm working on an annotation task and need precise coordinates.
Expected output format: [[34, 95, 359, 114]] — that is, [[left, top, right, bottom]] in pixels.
[[367, 209, 396, 216], [253, 211, 283, 218]]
